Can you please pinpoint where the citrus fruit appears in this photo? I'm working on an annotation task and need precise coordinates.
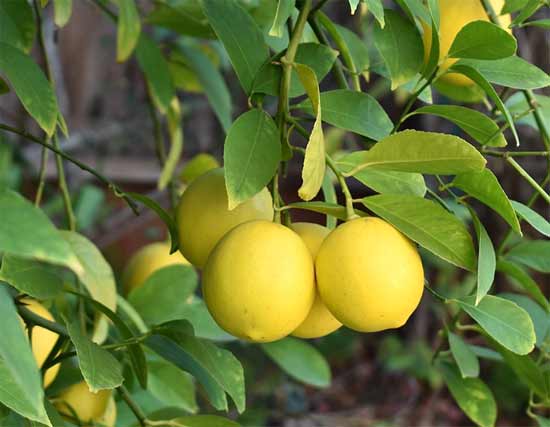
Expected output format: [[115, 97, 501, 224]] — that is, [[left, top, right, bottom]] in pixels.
[[56, 381, 115, 427]]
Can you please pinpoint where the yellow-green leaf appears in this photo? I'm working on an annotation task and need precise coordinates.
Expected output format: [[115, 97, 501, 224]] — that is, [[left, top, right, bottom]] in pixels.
[[116, 0, 141, 62]]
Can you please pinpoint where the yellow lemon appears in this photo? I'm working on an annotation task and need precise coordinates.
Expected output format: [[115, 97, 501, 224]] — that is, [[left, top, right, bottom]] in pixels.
[[56, 381, 114, 426], [122, 242, 189, 294], [22, 299, 60, 388], [176, 168, 274, 268], [422, 0, 510, 86], [316, 217, 424, 332], [203, 220, 315, 342], [290, 223, 342, 339]]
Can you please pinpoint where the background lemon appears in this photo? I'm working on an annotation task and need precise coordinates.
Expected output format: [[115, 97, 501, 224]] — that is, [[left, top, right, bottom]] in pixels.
[[122, 241, 189, 294], [56, 381, 114, 426], [290, 223, 342, 339], [316, 217, 424, 332], [22, 299, 60, 388], [176, 168, 274, 268], [203, 220, 315, 342], [422, 0, 509, 86]]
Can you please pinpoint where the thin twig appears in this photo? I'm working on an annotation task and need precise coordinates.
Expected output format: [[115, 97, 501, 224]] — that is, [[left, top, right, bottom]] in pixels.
[[118, 385, 147, 427], [506, 157, 550, 204]]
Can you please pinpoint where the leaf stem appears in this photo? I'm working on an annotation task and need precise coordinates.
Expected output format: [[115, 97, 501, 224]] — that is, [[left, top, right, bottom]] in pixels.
[[118, 385, 147, 427], [506, 157, 550, 204], [482, 149, 550, 158], [34, 139, 50, 206], [326, 153, 357, 220]]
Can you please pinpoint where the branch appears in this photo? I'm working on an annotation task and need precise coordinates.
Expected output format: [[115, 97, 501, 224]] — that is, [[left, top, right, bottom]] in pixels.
[[506, 157, 550, 204]]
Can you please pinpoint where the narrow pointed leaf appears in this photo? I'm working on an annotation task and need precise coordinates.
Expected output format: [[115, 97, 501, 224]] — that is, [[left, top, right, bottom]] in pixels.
[[448, 333, 480, 378], [471, 213, 496, 304], [511, 200, 550, 237], [116, 0, 141, 62]]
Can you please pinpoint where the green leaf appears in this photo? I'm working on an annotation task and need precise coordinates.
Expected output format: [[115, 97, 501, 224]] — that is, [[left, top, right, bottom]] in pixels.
[[116, 0, 141, 62], [433, 77, 486, 104], [202, 0, 269, 94], [510, 0, 543, 27], [66, 320, 124, 392], [128, 265, 198, 326], [295, 64, 325, 201], [171, 415, 240, 427], [507, 240, 550, 273], [269, 0, 295, 37], [0, 189, 81, 273], [458, 56, 550, 90], [296, 89, 393, 141], [148, 360, 198, 414], [53, 0, 72, 27], [224, 109, 280, 209], [409, 105, 506, 147], [136, 35, 175, 113], [522, 19, 550, 29], [448, 21, 516, 60], [439, 361, 496, 427], [511, 200, 550, 237], [502, 0, 528, 13], [159, 97, 183, 190], [362, 194, 476, 271], [178, 44, 232, 132], [0, 287, 50, 426], [471, 213, 495, 305], [335, 24, 369, 79], [451, 169, 520, 234], [0, 255, 63, 300], [339, 130, 486, 175], [536, 416, 550, 427], [0, 1, 35, 52], [348, 0, 360, 13], [373, 9, 423, 89], [455, 295, 536, 355], [284, 201, 355, 221], [365, 0, 385, 27], [0, 43, 59, 136], [182, 297, 235, 341], [469, 345, 502, 362], [338, 151, 426, 197], [448, 333, 479, 378], [147, 1, 214, 38], [261, 337, 331, 388]]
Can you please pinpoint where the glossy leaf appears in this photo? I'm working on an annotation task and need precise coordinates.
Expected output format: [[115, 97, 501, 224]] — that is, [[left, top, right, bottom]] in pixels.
[[511, 200, 550, 237], [471, 213, 496, 305], [224, 109, 280, 209], [116, 0, 141, 62], [0, 1, 35, 52], [449, 21, 516, 60], [261, 337, 331, 388], [507, 240, 550, 273], [362, 194, 476, 271], [269, 0, 295, 37], [53, 0, 72, 27], [448, 333, 480, 378]]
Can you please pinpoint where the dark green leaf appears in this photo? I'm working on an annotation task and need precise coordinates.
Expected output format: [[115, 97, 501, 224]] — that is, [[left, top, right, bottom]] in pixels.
[[116, 0, 141, 62], [0, 1, 35, 52], [469, 345, 502, 362], [0, 255, 63, 299], [511, 200, 550, 237], [507, 240, 550, 273], [471, 213, 495, 305], [448, 333, 480, 378], [335, 24, 369, 78], [147, 1, 214, 38], [510, 0, 543, 26], [448, 21, 516, 60], [365, 0, 385, 27]]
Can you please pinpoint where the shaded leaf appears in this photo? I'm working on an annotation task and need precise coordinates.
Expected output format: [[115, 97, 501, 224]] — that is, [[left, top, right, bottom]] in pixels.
[[448, 333, 480, 378], [507, 240, 550, 273], [148, 360, 198, 414], [0, 1, 35, 52]]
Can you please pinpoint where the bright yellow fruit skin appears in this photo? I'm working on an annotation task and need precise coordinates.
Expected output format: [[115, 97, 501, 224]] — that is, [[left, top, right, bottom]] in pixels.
[[316, 217, 424, 332], [176, 168, 274, 268], [56, 381, 114, 427], [122, 242, 189, 294], [290, 223, 342, 339], [203, 220, 315, 342], [422, 0, 509, 86], [22, 299, 60, 388]]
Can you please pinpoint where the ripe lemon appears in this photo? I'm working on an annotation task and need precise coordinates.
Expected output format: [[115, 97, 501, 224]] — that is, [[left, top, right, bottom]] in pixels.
[[203, 220, 315, 342], [422, 0, 510, 86], [290, 223, 342, 339], [22, 299, 60, 388], [316, 217, 424, 332], [56, 381, 115, 427], [176, 168, 274, 268], [122, 241, 189, 294]]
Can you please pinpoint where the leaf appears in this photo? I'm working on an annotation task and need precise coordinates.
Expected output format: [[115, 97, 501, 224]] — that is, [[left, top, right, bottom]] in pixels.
[[0, 255, 63, 300], [158, 97, 183, 190], [536, 416, 550, 427], [452, 169, 520, 234], [335, 24, 369, 78], [0, 43, 59, 136], [179, 153, 220, 184], [507, 240, 550, 273], [365, 0, 385, 27], [471, 213, 496, 305], [171, 415, 240, 427], [0, 189, 81, 273], [348, 0, 360, 14], [295, 64, 325, 201], [339, 130, 486, 175], [269, 0, 295, 37], [136, 35, 175, 113], [53, 0, 72, 27], [296, 89, 393, 141], [410, 105, 506, 147], [338, 151, 426, 197], [178, 44, 232, 132], [458, 56, 550, 90], [148, 361, 198, 414], [455, 295, 536, 355], [116, 0, 141, 62], [202, 0, 269, 94], [373, 9, 423, 89], [0, 287, 50, 426], [522, 19, 550, 29], [362, 194, 476, 271], [502, 0, 529, 13], [261, 337, 331, 388], [66, 320, 124, 392], [448, 333, 480, 378], [512, 200, 550, 237], [321, 173, 337, 229], [284, 201, 352, 221], [439, 361, 496, 427], [128, 265, 198, 326], [147, 1, 214, 38], [448, 21, 516, 60], [224, 109, 280, 209], [0, 1, 35, 52], [510, 0, 543, 26]]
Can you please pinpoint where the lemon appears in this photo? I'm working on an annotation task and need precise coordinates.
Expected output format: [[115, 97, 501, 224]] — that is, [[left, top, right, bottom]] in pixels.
[[56, 381, 115, 427], [203, 220, 315, 342], [316, 217, 424, 332], [290, 223, 342, 339], [22, 299, 60, 388], [422, 0, 509, 86], [122, 242, 189, 294], [176, 168, 274, 268]]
